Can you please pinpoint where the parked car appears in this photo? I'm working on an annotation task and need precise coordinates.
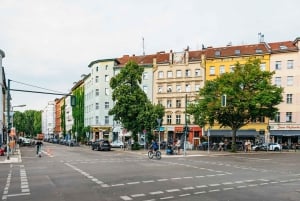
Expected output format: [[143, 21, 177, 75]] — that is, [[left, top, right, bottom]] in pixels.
[[198, 142, 209, 150], [92, 139, 111, 151], [110, 140, 124, 148], [268, 143, 282, 151], [252, 143, 268, 151]]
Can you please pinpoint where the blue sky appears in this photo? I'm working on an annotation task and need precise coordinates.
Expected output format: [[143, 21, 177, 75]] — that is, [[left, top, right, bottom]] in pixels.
[[1, 0, 300, 111]]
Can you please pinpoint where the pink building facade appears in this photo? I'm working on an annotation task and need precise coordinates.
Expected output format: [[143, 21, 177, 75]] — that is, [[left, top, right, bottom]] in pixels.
[[269, 38, 300, 146]]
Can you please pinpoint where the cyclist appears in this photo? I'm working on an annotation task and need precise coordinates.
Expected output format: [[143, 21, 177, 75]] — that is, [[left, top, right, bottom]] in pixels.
[[150, 139, 158, 152], [36, 140, 43, 156]]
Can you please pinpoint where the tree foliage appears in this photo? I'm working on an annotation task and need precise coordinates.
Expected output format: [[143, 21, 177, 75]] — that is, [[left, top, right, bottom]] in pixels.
[[109, 60, 164, 149], [13, 110, 41, 137], [188, 59, 283, 151], [72, 86, 85, 143]]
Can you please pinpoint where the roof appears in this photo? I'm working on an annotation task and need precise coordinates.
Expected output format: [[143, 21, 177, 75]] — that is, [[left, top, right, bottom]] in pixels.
[[267, 41, 298, 53], [88, 58, 118, 68], [204, 43, 270, 59]]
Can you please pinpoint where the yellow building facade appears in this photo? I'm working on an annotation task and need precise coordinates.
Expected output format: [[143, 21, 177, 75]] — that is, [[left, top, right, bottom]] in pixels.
[[203, 43, 271, 143]]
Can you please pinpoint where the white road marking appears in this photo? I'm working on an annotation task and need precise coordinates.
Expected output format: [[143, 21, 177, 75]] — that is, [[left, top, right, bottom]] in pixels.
[[120, 195, 132, 200], [166, 189, 180, 192], [160, 196, 174, 200]]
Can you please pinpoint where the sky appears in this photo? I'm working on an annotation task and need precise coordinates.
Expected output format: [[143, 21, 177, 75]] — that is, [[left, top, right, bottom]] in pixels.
[[1, 0, 300, 112]]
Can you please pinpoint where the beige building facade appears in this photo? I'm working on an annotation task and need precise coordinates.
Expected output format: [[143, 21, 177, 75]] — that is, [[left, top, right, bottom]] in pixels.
[[153, 50, 205, 147]]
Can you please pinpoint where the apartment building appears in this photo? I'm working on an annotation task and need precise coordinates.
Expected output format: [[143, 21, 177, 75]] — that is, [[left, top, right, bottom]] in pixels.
[[269, 38, 300, 145], [42, 101, 55, 139], [153, 49, 205, 147], [0, 49, 6, 145], [85, 59, 117, 141], [54, 97, 64, 138], [203, 43, 271, 143]]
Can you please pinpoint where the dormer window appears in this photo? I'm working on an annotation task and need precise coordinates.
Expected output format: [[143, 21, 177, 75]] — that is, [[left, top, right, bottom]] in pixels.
[[215, 50, 221, 57], [279, 45, 288, 50], [255, 49, 263, 54], [234, 49, 240, 55]]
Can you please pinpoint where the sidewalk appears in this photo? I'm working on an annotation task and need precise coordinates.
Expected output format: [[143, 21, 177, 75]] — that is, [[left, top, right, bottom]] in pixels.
[[0, 146, 22, 164]]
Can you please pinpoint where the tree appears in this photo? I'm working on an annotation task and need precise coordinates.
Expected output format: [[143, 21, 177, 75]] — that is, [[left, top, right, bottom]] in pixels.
[[13, 110, 41, 138], [109, 60, 164, 149], [72, 86, 85, 143], [188, 59, 283, 151]]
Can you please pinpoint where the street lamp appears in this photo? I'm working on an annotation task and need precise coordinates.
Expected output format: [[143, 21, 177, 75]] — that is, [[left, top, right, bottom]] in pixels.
[[156, 118, 161, 151], [6, 104, 26, 160]]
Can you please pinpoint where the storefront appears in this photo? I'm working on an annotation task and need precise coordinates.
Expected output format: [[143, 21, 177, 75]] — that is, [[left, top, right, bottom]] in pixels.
[[270, 130, 300, 145], [204, 129, 259, 143]]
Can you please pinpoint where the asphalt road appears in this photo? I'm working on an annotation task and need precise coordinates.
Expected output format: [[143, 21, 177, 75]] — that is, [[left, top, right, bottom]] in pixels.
[[0, 143, 299, 201]]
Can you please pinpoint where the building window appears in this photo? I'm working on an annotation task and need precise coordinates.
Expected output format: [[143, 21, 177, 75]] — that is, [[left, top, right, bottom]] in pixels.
[[143, 72, 148, 80], [176, 85, 181, 92], [287, 60, 293, 69], [176, 99, 181, 108], [287, 76, 293, 86], [105, 75, 109, 82], [185, 69, 191, 77], [95, 89, 99, 96], [230, 65, 235, 72], [105, 116, 109, 124], [275, 61, 281, 70], [95, 76, 99, 83], [158, 86, 162, 93], [167, 85, 172, 93], [274, 112, 280, 123], [167, 99, 172, 108], [105, 88, 109, 95], [275, 77, 281, 86], [105, 102, 109, 109], [96, 66, 99, 72], [219, 65, 225, 74], [143, 85, 148, 93], [215, 50, 221, 57], [167, 115, 172, 125], [158, 100, 163, 105], [209, 66, 215, 75], [176, 70, 182, 77], [195, 69, 201, 76], [260, 63, 266, 71], [167, 71, 173, 78], [95, 102, 99, 110], [95, 116, 99, 124], [195, 84, 200, 91], [234, 49, 240, 55], [185, 84, 191, 92], [176, 115, 181, 124], [286, 112, 292, 122], [158, 71, 164, 78], [286, 94, 293, 104]]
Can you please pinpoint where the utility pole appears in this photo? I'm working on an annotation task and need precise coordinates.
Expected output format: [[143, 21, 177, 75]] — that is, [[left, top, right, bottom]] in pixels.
[[184, 94, 187, 156], [6, 79, 11, 160]]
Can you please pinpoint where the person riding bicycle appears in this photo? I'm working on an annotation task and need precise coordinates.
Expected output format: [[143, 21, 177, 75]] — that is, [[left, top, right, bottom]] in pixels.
[[36, 140, 43, 156], [150, 139, 158, 152]]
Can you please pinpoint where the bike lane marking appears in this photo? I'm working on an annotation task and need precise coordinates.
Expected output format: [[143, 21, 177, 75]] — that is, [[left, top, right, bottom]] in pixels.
[[2, 164, 30, 200]]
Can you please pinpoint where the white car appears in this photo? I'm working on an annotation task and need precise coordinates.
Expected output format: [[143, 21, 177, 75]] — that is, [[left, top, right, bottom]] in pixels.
[[110, 141, 124, 148]]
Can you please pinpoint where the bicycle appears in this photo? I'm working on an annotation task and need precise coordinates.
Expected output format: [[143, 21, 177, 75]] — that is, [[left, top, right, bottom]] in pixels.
[[148, 149, 162, 160]]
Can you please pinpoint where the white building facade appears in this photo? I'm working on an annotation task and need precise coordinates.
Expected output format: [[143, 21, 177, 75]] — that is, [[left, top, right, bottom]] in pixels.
[[42, 101, 56, 139]]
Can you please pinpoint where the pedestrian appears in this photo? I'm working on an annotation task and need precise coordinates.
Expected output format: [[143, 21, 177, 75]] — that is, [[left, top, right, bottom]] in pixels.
[[176, 139, 181, 154], [244, 140, 248, 152], [247, 140, 251, 152]]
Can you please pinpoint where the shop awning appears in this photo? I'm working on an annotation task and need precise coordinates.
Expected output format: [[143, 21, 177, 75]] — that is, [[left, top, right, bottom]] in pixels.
[[270, 130, 300, 136], [205, 129, 258, 137]]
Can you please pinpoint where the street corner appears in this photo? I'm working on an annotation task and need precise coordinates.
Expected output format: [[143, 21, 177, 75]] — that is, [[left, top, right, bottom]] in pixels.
[[0, 149, 22, 164]]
